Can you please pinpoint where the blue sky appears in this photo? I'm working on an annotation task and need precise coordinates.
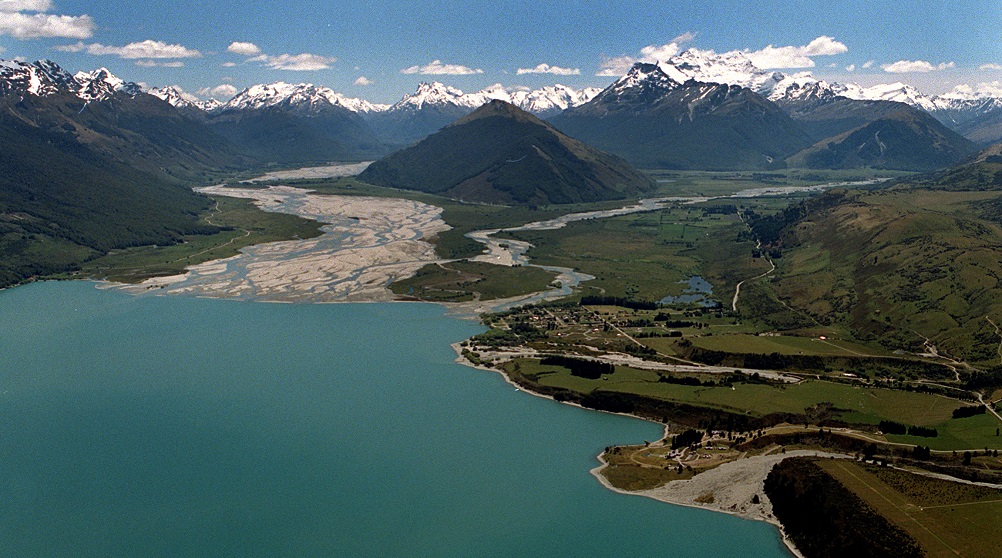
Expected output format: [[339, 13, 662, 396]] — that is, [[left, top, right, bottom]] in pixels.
[[1, 0, 1000, 102]]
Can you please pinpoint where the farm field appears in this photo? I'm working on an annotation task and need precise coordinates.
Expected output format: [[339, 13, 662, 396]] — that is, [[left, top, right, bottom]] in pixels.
[[688, 333, 895, 357], [504, 358, 1002, 450], [818, 460, 1002, 558]]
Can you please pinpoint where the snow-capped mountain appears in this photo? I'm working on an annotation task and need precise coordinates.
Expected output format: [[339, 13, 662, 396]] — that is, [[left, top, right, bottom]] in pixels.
[[219, 82, 389, 114], [74, 68, 144, 101], [385, 81, 599, 115], [840, 82, 936, 111], [0, 59, 78, 96], [554, 61, 814, 169], [656, 49, 785, 94], [386, 82, 507, 113], [0, 59, 148, 103], [648, 48, 994, 113], [147, 85, 221, 111], [646, 48, 1002, 144], [509, 84, 602, 116], [599, 63, 683, 103], [930, 86, 1002, 112]]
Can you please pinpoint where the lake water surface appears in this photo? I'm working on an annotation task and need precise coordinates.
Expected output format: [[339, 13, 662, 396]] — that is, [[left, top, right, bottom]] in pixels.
[[0, 281, 790, 557]]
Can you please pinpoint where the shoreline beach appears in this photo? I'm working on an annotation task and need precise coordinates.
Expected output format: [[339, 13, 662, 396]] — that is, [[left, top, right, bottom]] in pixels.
[[449, 341, 847, 558]]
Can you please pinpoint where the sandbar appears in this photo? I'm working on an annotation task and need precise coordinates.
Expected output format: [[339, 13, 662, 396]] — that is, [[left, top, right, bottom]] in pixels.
[[118, 185, 449, 302]]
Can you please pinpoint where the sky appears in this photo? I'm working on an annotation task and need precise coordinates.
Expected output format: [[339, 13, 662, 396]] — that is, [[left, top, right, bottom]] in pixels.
[[1, 0, 1001, 103]]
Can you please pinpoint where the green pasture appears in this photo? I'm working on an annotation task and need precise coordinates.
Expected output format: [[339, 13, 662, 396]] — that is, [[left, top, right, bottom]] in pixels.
[[689, 334, 894, 357], [510, 358, 1001, 448], [820, 460, 1002, 558], [390, 260, 557, 302]]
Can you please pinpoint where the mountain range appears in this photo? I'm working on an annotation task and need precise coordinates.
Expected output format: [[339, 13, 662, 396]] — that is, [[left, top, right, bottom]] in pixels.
[[148, 48, 1002, 151], [5, 52, 993, 171]]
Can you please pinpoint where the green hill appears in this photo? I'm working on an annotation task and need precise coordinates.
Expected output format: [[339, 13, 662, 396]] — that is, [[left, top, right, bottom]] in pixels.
[[749, 147, 1002, 364], [358, 100, 655, 206]]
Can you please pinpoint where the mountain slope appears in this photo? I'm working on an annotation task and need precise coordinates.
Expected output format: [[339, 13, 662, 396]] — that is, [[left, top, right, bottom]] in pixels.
[[0, 100, 219, 287], [550, 63, 813, 170], [359, 100, 654, 205], [0, 59, 244, 287], [205, 82, 387, 163], [787, 106, 977, 170]]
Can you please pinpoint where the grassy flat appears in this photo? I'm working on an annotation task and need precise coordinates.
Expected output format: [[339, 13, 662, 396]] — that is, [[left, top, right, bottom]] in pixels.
[[506, 358, 1002, 449], [390, 260, 557, 302], [818, 460, 1002, 558], [689, 333, 895, 357]]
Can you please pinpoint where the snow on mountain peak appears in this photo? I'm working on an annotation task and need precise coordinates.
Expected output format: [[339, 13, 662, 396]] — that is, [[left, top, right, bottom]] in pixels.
[[661, 48, 770, 88], [146, 85, 222, 111], [510, 83, 601, 113], [392, 81, 471, 111], [636, 48, 949, 110], [74, 67, 143, 101], [609, 62, 683, 94], [0, 58, 78, 97], [220, 81, 388, 114], [389, 81, 599, 114]]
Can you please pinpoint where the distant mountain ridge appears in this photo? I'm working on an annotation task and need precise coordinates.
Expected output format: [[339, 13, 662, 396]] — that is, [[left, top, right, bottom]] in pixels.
[[648, 48, 1002, 146], [549, 51, 977, 170], [551, 62, 816, 169], [151, 77, 601, 147]]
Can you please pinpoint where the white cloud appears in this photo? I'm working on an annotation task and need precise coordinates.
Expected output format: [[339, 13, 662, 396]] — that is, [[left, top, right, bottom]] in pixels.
[[198, 83, 238, 99], [801, 36, 849, 56], [672, 31, 697, 44], [862, 60, 874, 69], [881, 59, 954, 73], [0, 46, 4, 54], [221, 61, 237, 67], [595, 41, 682, 76], [401, 59, 483, 75], [248, 52, 335, 71], [56, 39, 201, 59], [947, 81, 1002, 98], [135, 59, 184, 68], [639, 42, 682, 63], [0, 11, 94, 39], [744, 36, 848, 69], [845, 64, 856, 72], [0, 0, 50, 10], [227, 41, 260, 56], [516, 63, 580, 76], [353, 75, 372, 86], [980, 63, 1002, 71], [596, 54, 638, 76]]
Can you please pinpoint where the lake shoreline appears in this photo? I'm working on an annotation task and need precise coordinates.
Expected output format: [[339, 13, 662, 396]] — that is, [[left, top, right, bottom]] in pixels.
[[450, 341, 817, 558]]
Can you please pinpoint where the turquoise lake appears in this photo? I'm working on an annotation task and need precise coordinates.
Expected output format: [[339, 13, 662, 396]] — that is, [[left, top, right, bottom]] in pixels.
[[0, 281, 790, 557]]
